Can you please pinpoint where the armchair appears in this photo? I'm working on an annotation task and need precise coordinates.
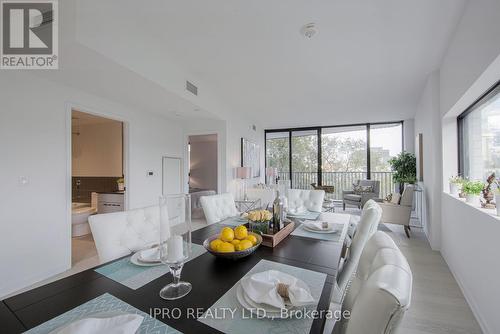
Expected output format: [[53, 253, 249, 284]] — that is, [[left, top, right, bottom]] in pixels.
[[378, 184, 415, 237], [342, 180, 380, 210]]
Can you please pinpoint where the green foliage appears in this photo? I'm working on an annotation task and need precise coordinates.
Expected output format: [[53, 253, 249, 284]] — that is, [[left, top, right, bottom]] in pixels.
[[117, 177, 124, 184], [388, 151, 417, 184], [462, 180, 483, 195], [266, 135, 393, 173]]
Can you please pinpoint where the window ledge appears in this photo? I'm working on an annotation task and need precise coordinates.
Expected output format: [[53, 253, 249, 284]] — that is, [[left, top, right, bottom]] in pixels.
[[443, 191, 500, 221]]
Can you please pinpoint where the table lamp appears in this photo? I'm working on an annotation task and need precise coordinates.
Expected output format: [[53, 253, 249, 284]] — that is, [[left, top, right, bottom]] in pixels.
[[236, 166, 252, 200]]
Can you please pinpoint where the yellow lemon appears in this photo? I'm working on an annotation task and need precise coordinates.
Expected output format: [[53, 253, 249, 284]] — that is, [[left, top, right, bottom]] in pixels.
[[239, 239, 253, 250], [245, 234, 257, 246], [231, 239, 241, 246], [210, 239, 223, 251], [220, 227, 234, 242], [234, 225, 248, 240], [217, 242, 235, 253]]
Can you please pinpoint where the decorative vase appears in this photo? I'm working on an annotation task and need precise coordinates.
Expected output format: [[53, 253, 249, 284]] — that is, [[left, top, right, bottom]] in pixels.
[[449, 183, 460, 196], [465, 194, 479, 206], [118, 183, 125, 191], [249, 220, 270, 235]]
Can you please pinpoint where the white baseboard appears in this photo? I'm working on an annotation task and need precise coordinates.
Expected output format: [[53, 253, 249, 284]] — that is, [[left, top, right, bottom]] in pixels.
[[441, 247, 492, 334]]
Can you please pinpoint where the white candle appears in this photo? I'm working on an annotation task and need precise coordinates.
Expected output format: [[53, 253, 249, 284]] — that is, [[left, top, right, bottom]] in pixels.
[[167, 235, 185, 263]]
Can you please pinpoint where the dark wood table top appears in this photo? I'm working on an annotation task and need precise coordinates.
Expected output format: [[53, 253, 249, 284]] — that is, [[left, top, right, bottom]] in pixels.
[[2, 220, 348, 334]]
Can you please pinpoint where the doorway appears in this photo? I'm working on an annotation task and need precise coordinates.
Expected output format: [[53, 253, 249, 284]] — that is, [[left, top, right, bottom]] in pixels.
[[188, 134, 218, 193], [71, 109, 125, 270]]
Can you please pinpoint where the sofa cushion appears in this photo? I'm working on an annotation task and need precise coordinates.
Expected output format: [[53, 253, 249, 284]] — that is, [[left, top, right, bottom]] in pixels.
[[344, 194, 362, 202]]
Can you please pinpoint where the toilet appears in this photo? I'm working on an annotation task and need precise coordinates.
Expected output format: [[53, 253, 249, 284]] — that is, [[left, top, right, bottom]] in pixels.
[[72, 192, 98, 237]]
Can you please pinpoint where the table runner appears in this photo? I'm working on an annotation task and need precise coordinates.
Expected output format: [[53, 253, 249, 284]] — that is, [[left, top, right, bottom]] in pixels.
[[286, 210, 321, 220], [24, 293, 181, 334], [95, 244, 206, 289], [291, 223, 346, 242], [198, 259, 327, 334]]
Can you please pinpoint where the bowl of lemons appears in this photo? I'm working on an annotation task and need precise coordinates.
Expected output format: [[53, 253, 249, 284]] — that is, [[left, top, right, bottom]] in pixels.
[[203, 225, 262, 259]]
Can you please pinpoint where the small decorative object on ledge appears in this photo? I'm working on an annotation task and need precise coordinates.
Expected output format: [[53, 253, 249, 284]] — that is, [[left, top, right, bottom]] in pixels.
[[482, 173, 497, 209]]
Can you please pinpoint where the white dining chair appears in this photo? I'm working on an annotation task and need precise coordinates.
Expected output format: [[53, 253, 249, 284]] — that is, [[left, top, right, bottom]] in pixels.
[[331, 199, 382, 304], [328, 231, 413, 334], [89, 205, 161, 263], [200, 193, 239, 225], [286, 189, 325, 212]]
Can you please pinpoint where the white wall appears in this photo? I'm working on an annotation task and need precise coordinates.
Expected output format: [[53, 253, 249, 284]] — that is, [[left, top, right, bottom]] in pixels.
[[72, 121, 123, 177], [0, 71, 183, 298], [414, 1, 500, 332], [189, 135, 218, 191], [414, 72, 442, 248]]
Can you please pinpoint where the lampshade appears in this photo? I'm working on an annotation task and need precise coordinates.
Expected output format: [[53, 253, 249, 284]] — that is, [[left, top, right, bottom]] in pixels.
[[266, 167, 277, 177], [236, 166, 252, 179]]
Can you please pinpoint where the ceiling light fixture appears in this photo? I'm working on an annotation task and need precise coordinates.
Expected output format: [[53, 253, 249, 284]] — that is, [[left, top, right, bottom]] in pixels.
[[301, 23, 317, 39]]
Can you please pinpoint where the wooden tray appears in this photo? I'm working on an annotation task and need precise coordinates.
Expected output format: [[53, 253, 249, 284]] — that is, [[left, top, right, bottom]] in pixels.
[[260, 221, 295, 247]]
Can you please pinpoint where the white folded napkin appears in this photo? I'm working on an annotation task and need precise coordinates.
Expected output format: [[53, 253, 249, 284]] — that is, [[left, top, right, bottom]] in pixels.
[[138, 247, 160, 263], [303, 221, 336, 232], [240, 270, 315, 309], [50, 314, 144, 334]]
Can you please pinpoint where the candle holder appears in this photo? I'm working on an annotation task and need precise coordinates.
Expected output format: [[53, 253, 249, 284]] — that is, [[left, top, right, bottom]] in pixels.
[[158, 194, 192, 300]]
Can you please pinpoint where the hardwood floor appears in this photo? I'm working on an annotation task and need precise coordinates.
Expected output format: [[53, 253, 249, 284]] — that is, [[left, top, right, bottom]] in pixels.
[[383, 225, 483, 334]]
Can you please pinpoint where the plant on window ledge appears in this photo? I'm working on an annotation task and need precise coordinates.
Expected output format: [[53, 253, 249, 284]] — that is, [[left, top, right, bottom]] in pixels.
[[449, 175, 464, 196], [388, 151, 417, 193], [462, 180, 483, 206]]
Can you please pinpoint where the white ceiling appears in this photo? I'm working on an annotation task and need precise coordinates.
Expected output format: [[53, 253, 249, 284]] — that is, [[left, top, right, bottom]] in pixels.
[[75, 0, 466, 128]]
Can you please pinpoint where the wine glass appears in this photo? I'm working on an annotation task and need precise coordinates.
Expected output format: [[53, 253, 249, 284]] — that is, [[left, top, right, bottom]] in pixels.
[[158, 194, 192, 300]]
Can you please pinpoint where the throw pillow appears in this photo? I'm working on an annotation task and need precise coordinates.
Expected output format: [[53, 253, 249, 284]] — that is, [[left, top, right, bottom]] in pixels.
[[390, 193, 401, 204]]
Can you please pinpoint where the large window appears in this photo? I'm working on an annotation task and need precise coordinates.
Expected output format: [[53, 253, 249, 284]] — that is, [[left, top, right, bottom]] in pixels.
[[265, 122, 403, 197], [459, 82, 500, 180]]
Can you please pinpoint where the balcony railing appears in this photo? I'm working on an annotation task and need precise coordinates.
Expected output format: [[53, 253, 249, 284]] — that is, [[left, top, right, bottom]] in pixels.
[[277, 171, 395, 200]]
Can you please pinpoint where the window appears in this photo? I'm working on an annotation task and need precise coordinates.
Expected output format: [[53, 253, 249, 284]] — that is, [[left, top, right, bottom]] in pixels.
[[265, 121, 403, 198], [265, 131, 289, 182], [459, 82, 500, 180]]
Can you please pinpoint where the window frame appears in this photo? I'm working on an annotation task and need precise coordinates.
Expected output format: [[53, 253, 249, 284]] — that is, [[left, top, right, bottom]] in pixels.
[[264, 121, 404, 188], [457, 80, 500, 177]]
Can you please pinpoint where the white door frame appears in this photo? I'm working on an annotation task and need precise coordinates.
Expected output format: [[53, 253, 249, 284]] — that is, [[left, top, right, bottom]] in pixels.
[[184, 131, 222, 194], [65, 102, 130, 267]]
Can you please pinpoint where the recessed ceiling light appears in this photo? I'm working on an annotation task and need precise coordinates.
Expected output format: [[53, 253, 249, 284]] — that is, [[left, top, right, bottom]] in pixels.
[[301, 23, 317, 39]]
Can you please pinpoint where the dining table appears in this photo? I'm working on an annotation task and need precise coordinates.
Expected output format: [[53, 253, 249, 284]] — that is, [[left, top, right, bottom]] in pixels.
[[1, 212, 350, 334]]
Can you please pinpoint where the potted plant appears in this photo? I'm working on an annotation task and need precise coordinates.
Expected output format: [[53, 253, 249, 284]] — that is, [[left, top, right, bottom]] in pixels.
[[116, 177, 125, 191], [245, 209, 273, 235], [462, 180, 483, 206], [449, 176, 463, 196], [388, 151, 417, 194]]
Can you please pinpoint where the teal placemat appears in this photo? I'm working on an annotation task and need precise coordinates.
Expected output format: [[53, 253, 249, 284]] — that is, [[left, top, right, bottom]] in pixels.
[[286, 210, 321, 220], [25, 293, 181, 334], [198, 259, 327, 334], [95, 244, 206, 289], [291, 223, 346, 242], [220, 216, 248, 227]]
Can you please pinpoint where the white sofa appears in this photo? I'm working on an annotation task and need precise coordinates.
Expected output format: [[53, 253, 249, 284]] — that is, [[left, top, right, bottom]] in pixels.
[[200, 193, 239, 225], [286, 189, 325, 212]]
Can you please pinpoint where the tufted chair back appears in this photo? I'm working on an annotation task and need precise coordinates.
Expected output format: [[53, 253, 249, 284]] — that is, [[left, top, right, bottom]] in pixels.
[[334, 200, 382, 303], [334, 231, 412, 334], [200, 193, 239, 225], [286, 189, 325, 212], [89, 205, 162, 263]]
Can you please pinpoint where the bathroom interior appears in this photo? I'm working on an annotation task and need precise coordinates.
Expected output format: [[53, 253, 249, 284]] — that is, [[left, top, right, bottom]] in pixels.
[[71, 110, 125, 270]]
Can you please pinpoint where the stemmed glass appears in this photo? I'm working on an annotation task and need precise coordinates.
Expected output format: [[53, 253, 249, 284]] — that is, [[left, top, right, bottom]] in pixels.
[[158, 194, 192, 300]]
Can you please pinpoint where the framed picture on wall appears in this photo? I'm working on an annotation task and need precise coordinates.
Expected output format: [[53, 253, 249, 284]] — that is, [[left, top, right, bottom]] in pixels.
[[241, 138, 260, 178]]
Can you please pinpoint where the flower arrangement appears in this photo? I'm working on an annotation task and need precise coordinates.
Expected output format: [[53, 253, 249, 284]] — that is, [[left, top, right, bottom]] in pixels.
[[246, 210, 272, 222], [449, 175, 464, 196]]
